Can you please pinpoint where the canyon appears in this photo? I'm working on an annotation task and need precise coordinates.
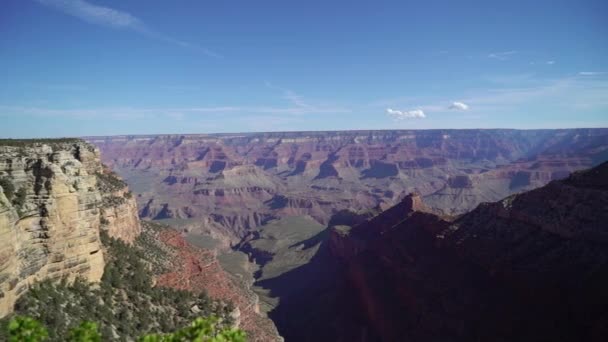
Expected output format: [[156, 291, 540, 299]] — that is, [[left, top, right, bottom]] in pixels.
[[86, 129, 608, 341], [1, 130, 606, 340], [88, 129, 608, 244]]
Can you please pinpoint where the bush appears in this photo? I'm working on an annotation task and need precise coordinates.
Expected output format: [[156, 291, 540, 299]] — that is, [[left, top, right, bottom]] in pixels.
[[95, 171, 127, 193], [0, 138, 81, 147], [5, 316, 245, 342], [7, 316, 48, 342], [67, 322, 101, 342]]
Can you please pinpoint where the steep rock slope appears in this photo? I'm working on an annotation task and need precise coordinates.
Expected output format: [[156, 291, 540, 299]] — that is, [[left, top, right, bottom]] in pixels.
[[0, 140, 140, 317], [329, 162, 608, 341], [87, 129, 608, 241], [153, 226, 282, 341]]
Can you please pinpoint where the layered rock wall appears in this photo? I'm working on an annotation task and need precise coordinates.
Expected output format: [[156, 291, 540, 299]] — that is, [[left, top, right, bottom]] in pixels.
[[0, 141, 140, 317], [87, 129, 608, 240]]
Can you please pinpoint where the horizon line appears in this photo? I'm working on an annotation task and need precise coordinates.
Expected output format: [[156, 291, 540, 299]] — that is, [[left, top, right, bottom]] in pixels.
[[3, 127, 608, 140]]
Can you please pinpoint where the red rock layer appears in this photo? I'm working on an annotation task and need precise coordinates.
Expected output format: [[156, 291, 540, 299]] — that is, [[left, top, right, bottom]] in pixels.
[[155, 229, 281, 341]]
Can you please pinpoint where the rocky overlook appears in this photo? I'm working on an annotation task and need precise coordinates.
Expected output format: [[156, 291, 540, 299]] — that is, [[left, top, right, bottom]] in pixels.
[[0, 139, 281, 340], [0, 140, 140, 316], [87, 129, 608, 244]]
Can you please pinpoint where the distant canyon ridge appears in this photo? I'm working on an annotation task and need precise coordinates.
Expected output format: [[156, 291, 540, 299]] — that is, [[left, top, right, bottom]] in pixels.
[[86, 129, 608, 244]]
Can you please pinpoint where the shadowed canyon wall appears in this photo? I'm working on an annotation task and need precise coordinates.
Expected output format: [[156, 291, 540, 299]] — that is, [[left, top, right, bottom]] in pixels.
[[327, 163, 608, 341]]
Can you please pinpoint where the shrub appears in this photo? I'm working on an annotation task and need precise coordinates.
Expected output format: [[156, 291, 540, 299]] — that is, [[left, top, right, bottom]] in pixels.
[[95, 171, 127, 193], [7, 316, 48, 342], [67, 322, 101, 342], [4, 316, 245, 342]]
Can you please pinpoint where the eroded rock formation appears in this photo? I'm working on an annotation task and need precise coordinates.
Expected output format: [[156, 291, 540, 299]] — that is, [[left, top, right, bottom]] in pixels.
[[0, 141, 140, 317], [87, 129, 608, 242]]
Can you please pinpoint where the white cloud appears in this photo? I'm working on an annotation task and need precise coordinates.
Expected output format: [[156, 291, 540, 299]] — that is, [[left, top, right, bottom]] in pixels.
[[35, 0, 219, 57], [488, 51, 517, 61], [386, 108, 426, 119], [449, 101, 469, 110], [546, 61, 555, 65]]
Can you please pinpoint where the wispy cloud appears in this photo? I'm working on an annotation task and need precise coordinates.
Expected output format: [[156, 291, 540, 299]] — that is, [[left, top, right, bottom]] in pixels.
[[386, 108, 426, 119], [546, 60, 555, 65], [264, 81, 344, 113], [449, 101, 469, 110], [0, 104, 350, 120], [579, 71, 607, 76], [488, 50, 517, 61], [460, 74, 608, 113], [35, 0, 220, 57]]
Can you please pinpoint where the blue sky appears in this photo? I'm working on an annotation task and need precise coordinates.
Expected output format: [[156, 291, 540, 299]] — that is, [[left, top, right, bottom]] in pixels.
[[1, 0, 607, 137]]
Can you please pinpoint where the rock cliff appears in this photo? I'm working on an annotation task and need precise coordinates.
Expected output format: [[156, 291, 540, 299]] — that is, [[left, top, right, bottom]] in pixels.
[[328, 162, 608, 341], [0, 140, 140, 317]]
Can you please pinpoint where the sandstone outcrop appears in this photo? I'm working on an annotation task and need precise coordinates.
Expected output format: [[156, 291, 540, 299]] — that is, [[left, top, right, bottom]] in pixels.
[[0, 140, 140, 317]]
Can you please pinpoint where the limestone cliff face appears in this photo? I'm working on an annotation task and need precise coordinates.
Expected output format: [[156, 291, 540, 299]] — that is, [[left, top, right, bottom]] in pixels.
[[98, 183, 141, 244], [0, 141, 140, 317]]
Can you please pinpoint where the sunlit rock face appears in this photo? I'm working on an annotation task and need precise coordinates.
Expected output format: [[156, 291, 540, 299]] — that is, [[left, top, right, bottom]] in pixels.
[[87, 128, 608, 241], [0, 141, 140, 317]]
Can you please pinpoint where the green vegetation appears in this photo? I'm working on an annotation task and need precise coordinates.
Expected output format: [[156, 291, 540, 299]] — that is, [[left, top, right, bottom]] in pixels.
[[5, 316, 245, 342], [102, 195, 127, 208], [95, 170, 127, 193], [67, 321, 101, 342], [1, 225, 238, 341], [0, 138, 82, 147], [6, 316, 48, 342]]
